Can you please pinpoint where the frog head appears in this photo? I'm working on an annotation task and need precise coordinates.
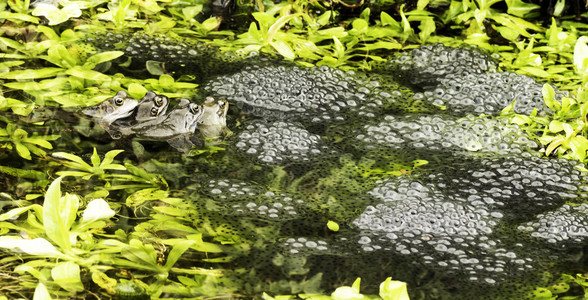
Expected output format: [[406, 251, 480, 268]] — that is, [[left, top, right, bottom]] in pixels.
[[82, 91, 138, 127], [135, 91, 170, 122], [198, 96, 229, 139]]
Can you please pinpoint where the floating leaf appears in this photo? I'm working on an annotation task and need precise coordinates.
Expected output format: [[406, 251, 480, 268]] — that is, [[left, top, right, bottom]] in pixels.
[[327, 220, 339, 232]]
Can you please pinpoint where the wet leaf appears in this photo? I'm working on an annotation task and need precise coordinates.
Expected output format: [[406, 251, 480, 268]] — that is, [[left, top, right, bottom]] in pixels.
[[52, 261, 84, 293], [327, 220, 339, 231], [43, 177, 74, 251]]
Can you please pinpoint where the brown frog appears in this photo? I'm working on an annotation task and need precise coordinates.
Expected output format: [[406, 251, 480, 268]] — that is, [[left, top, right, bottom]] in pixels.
[[198, 96, 229, 139], [82, 91, 138, 131]]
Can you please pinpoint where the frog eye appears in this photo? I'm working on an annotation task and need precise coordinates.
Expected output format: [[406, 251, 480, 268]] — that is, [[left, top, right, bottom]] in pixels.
[[150, 107, 159, 116], [189, 105, 201, 114], [113, 97, 125, 106], [154, 96, 166, 107]]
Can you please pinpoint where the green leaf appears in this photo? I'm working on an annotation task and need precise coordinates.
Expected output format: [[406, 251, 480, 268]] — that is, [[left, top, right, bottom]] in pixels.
[[0, 237, 65, 257], [101, 149, 125, 168], [0, 11, 39, 23], [352, 19, 368, 34], [33, 282, 52, 300], [128, 83, 147, 100], [574, 36, 588, 76], [32, 3, 82, 25], [506, 0, 540, 17], [14, 142, 31, 160], [52, 152, 92, 171], [381, 12, 400, 28], [146, 60, 165, 76], [51, 261, 84, 293], [520, 66, 550, 78], [86, 51, 124, 66], [0, 68, 63, 79], [159, 74, 175, 88], [201, 17, 221, 32], [43, 177, 74, 251], [65, 66, 109, 81], [126, 188, 168, 206], [182, 5, 203, 20], [270, 40, 295, 60], [496, 26, 519, 41], [418, 17, 435, 42], [163, 240, 196, 270], [121, 240, 160, 271], [317, 11, 332, 26], [267, 14, 302, 43], [327, 220, 339, 231], [549, 120, 565, 133], [553, 0, 565, 16], [91, 270, 117, 294], [546, 137, 565, 156], [542, 84, 560, 111], [185, 234, 224, 252], [379, 277, 410, 300]]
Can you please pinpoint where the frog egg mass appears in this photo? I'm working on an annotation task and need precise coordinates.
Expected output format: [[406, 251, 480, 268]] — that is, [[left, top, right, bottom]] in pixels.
[[85, 34, 588, 299], [234, 121, 334, 164]]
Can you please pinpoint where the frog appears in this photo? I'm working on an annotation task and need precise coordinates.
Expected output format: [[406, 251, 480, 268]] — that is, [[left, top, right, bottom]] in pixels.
[[82, 91, 138, 131], [198, 96, 229, 139], [135, 91, 170, 122], [124, 98, 205, 153], [108, 91, 171, 138]]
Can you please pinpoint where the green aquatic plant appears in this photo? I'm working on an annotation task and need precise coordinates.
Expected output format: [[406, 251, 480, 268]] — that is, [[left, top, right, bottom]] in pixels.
[[504, 83, 588, 162], [52, 148, 168, 192], [527, 273, 588, 299], [0, 176, 231, 298], [263, 277, 410, 300], [1, 35, 124, 107], [0, 123, 59, 160]]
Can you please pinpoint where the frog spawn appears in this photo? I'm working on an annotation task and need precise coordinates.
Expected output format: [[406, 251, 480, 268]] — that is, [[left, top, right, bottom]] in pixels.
[[352, 177, 530, 285], [382, 43, 498, 89], [83, 36, 588, 297], [355, 114, 538, 155], [347, 155, 588, 287], [519, 204, 588, 244], [421, 72, 557, 116], [204, 65, 398, 122], [234, 121, 335, 164], [204, 179, 308, 220]]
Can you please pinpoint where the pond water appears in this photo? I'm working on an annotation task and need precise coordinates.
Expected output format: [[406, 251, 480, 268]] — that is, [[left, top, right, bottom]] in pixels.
[[8, 35, 588, 299]]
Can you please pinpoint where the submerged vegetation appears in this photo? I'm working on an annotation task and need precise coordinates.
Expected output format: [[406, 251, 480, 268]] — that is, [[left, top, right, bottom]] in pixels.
[[2, 0, 588, 298]]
